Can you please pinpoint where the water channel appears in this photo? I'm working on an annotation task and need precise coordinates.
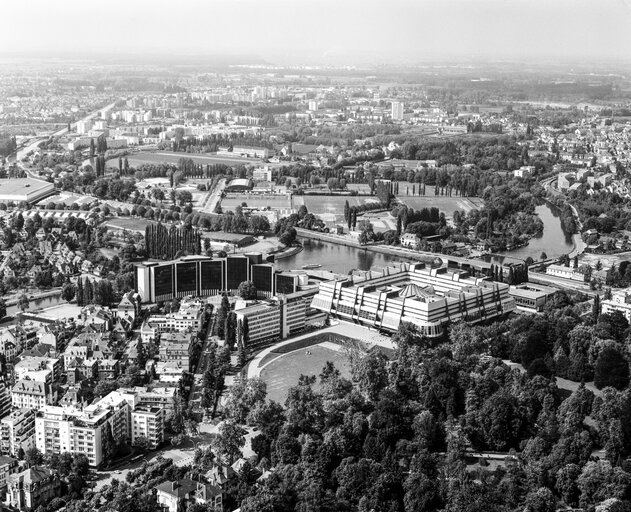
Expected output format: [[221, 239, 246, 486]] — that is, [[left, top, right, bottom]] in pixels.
[[278, 203, 575, 272]]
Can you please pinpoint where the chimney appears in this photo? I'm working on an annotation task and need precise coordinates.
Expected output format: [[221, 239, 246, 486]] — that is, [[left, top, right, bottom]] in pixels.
[[171, 482, 177, 491]]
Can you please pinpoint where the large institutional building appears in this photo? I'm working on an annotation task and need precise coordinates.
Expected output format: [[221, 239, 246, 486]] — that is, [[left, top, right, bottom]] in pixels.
[[136, 254, 305, 303], [310, 263, 515, 337]]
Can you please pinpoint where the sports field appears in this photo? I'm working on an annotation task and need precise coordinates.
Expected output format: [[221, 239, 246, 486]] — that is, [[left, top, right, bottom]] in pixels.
[[259, 342, 351, 404], [221, 194, 291, 211], [103, 217, 158, 233], [396, 182, 484, 217]]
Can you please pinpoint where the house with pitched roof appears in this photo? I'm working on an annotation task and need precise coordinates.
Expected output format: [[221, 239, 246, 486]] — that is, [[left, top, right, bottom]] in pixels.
[[155, 479, 222, 512]]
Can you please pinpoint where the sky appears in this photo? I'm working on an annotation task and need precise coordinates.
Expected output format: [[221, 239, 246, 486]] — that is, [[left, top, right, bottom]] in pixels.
[[2, 0, 631, 65]]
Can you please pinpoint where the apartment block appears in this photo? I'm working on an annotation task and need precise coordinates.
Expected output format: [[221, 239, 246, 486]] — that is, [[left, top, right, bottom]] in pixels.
[[131, 407, 164, 449], [35, 391, 130, 467], [0, 409, 36, 457], [11, 380, 54, 409]]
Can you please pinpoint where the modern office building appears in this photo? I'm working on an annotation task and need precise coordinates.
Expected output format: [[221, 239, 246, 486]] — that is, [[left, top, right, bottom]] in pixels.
[[310, 263, 515, 337], [136, 255, 310, 302], [509, 283, 558, 312], [234, 288, 315, 346], [137, 255, 256, 302]]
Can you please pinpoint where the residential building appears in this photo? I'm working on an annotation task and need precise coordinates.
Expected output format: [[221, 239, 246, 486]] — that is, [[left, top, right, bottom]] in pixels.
[[6, 466, 61, 510], [119, 387, 178, 411], [131, 407, 164, 449], [156, 479, 222, 512], [602, 289, 631, 322], [35, 391, 131, 467], [14, 357, 60, 384], [545, 264, 585, 282], [0, 456, 18, 493], [400, 233, 421, 250], [118, 291, 142, 322], [1, 409, 36, 457], [391, 101, 404, 120], [97, 359, 120, 380], [11, 380, 54, 409], [310, 263, 515, 337]]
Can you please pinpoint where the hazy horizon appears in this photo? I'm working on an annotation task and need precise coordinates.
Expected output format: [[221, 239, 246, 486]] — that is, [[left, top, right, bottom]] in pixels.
[[2, 0, 631, 66]]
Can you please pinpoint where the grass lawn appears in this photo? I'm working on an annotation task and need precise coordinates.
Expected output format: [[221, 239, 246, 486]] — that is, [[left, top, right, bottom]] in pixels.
[[395, 183, 484, 216], [260, 343, 352, 404], [221, 194, 290, 211], [104, 217, 159, 233], [123, 151, 263, 168]]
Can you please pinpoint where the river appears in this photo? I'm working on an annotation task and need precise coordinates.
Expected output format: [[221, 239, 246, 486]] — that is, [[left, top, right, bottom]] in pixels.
[[484, 203, 575, 266], [5, 293, 63, 319], [274, 239, 413, 274], [278, 203, 574, 272]]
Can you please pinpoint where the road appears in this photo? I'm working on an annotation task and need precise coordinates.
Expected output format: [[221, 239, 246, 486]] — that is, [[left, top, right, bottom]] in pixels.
[[13, 100, 121, 175], [199, 178, 226, 214], [93, 422, 258, 491]]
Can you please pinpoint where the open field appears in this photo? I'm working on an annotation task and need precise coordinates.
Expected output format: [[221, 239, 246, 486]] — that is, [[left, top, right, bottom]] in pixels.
[[260, 342, 351, 403], [103, 217, 158, 233], [110, 151, 266, 169], [221, 194, 291, 211], [396, 183, 484, 217]]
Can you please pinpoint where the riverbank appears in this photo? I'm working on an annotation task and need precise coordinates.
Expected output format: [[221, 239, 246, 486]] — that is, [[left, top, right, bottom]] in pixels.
[[270, 245, 303, 260], [295, 228, 448, 266], [5, 288, 62, 307]]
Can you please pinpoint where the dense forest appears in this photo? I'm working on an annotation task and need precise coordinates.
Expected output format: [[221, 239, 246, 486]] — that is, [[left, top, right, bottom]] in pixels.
[[59, 290, 631, 512]]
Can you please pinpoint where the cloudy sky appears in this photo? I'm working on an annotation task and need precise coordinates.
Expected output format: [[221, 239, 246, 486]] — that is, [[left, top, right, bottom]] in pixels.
[[2, 0, 631, 64]]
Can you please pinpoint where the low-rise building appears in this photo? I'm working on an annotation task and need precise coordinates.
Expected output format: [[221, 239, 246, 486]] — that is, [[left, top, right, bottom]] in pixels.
[[119, 387, 179, 411], [156, 479, 222, 512], [545, 264, 585, 282], [509, 283, 558, 312], [400, 233, 421, 250], [602, 289, 631, 322], [6, 466, 61, 510]]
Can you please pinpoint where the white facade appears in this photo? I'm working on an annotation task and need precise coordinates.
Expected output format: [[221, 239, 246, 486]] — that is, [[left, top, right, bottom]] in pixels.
[[391, 101, 404, 120], [34, 392, 131, 467], [131, 407, 164, 449], [602, 290, 631, 322]]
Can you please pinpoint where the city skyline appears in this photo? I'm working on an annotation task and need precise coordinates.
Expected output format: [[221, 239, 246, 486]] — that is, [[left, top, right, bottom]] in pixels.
[[2, 0, 631, 65]]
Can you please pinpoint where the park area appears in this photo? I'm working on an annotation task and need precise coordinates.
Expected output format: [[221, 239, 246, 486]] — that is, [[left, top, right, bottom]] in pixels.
[[294, 195, 382, 225]]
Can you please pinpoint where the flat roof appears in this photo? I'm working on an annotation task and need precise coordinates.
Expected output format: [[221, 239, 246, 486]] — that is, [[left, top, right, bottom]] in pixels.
[[0, 178, 53, 195]]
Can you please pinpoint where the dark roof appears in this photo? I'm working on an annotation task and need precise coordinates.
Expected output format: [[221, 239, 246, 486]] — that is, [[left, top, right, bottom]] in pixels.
[[156, 479, 197, 498]]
